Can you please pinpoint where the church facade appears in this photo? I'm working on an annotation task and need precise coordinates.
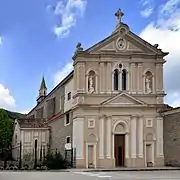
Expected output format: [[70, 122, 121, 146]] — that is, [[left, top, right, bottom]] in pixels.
[[26, 9, 168, 168]]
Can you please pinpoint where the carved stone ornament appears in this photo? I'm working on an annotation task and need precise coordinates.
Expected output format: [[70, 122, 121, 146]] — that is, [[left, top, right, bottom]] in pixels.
[[116, 37, 127, 50], [145, 72, 153, 94], [119, 27, 126, 36], [88, 71, 96, 93]]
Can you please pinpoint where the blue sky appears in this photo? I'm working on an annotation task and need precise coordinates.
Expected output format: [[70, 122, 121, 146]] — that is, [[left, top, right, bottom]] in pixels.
[[0, 0, 180, 112]]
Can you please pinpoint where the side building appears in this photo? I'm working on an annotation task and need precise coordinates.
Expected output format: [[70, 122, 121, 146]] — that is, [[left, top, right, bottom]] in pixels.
[[12, 118, 50, 167], [162, 107, 180, 166], [27, 72, 74, 160]]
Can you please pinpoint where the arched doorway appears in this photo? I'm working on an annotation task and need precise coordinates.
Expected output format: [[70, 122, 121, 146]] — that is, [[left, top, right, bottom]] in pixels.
[[113, 121, 129, 167], [86, 134, 97, 168]]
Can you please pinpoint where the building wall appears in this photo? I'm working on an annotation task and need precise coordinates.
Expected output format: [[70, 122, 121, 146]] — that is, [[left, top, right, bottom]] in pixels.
[[12, 121, 50, 164], [163, 111, 180, 166], [27, 80, 67, 119], [21, 129, 50, 160], [12, 120, 21, 160], [64, 78, 74, 112], [48, 111, 73, 159]]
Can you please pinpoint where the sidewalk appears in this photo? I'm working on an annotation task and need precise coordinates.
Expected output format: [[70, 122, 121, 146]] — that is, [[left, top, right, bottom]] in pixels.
[[69, 166, 180, 172]]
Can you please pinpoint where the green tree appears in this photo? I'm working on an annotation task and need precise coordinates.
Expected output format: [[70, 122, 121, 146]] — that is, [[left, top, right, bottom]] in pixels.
[[0, 109, 13, 159]]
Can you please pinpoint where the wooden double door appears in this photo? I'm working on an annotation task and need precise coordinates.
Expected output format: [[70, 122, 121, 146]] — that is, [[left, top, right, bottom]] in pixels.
[[114, 134, 125, 167]]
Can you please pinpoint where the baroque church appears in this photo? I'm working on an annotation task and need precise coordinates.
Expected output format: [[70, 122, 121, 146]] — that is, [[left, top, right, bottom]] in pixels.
[[12, 9, 169, 168]]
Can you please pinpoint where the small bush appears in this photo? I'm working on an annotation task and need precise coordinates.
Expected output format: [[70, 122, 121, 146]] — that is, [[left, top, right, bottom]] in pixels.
[[36, 167, 40, 170], [23, 164, 29, 170], [13, 166, 18, 170], [9, 166, 14, 170], [43, 152, 69, 170], [41, 166, 48, 170]]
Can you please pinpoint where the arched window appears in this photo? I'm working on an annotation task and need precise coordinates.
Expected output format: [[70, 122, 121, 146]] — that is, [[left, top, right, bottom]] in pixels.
[[122, 69, 127, 90], [114, 69, 119, 90], [88, 70, 96, 93]]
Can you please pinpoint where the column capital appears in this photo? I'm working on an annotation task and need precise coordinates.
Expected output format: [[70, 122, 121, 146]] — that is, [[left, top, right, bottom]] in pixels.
[[130, 63, 136, 66], [131, 115, 138, 119], [138, 63, 143, 67], [156, 117, 163, 121]]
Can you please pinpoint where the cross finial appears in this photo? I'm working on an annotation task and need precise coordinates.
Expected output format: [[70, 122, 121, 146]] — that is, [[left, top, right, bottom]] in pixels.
[[115, 8, 124, 23]]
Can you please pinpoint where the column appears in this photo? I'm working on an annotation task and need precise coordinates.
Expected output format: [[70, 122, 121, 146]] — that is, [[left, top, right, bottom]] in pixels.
[[99, 116, 104, 159], [127, 71, 130, 91], [138, 117, 144, 158], [103, 63, 106, 93], [78, 63, 85, 92], [137, 63, 143, 93], [99, 62, 104, 93], [125, 134, 129, 158], [159, 64, 164, 92], [107, 62, 112, 93], [73, 117, 84, 159], [131, 116, 137, 158], [156, 64, 160, 93], [106, 117, 111, 158], [157, 117, 164, 157], [130, 63, 136, 93]]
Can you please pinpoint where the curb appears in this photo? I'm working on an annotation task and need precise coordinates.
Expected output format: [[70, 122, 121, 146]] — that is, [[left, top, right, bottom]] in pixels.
[[81, 168, 180, 172]]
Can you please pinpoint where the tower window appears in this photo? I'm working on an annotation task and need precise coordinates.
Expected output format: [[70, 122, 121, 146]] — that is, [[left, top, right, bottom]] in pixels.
[[122, 69, 127, 90], [65, 113, 70, 125], [66, 136, 71, 144], [67, 92, 71, 100], [114, 69, 119, 90]]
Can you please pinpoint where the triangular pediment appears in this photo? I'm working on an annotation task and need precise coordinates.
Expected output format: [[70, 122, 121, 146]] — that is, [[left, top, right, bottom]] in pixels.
[[85, 24, 168, 56], [101, 92, 147, 106]]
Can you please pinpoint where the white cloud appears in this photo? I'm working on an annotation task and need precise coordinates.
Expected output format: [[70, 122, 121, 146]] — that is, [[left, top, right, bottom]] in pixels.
[[53, 0, 87, 38], [54, 62, 73, 86], [0, 36, 2, 46], [0, 84, 16, 110], [140, 0, 154, 17], [140, 0, 180, 107], [20, 110, 30, 114]]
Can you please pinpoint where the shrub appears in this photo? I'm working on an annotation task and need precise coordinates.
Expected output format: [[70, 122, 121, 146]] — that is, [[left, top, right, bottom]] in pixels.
[[13, 166, 18, 170], [23, 164, 29, 170], [43, 152, 69, 170]]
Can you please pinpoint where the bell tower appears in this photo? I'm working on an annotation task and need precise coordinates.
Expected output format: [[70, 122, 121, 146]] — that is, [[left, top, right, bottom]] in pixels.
[[37, 76, 47, 104]]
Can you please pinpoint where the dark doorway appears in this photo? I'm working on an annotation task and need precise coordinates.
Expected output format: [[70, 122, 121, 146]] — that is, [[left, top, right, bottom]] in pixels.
[[114, 134, 125, 167]]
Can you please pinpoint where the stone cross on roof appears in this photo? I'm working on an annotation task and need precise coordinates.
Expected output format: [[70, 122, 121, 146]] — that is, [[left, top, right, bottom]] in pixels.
[[115, 8, 124, 23]]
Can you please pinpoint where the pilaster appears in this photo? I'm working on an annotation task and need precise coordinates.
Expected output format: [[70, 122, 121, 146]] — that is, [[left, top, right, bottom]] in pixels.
[[73, 117, 84, 159], [77, 63, 85, 92], [107, 62, 112, 93], [137, 63, 143, 93], [99, 62, 104, 93], [156, 117, 164, 157], [131, 116, 137, 158], [138, 117, 144, 158], [156, 63, 164, 93], [106, 116, 111, 158], [99, 116, 104, 159], [130, 63, 136, 93]]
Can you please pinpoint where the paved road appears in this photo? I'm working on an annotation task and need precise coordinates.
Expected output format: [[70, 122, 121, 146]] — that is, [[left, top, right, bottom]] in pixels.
[[1, 171, 180, 180]]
